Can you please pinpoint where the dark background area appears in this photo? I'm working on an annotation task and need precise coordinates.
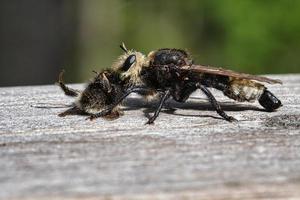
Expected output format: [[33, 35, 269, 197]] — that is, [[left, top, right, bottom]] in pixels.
[[0, 0, 299, 87]]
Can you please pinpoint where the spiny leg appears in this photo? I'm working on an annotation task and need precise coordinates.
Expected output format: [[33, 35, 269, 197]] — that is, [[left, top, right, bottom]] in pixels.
[[88, 87, 154, 120], [196, 83, 236, 122], [146, 90, 171, 124], [57, 70, 80, 97]]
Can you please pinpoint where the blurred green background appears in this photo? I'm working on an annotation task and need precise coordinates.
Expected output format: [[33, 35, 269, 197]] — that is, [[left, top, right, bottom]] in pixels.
[[0, 0, 299, 86]]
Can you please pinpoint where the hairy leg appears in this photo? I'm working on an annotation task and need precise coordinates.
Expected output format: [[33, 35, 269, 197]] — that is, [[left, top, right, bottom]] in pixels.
[[57, 70, 80, 97]]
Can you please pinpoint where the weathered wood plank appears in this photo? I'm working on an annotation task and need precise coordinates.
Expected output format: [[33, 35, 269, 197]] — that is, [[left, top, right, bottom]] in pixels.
[[0, 74, 300, 200]]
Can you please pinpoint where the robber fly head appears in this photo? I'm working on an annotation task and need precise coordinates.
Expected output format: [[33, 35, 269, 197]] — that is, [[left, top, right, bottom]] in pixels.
[[112, 43, 149, 84]]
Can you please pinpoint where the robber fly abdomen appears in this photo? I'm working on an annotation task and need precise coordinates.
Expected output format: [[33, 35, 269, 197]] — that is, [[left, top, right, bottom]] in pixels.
[[191, 73, 282, 111]]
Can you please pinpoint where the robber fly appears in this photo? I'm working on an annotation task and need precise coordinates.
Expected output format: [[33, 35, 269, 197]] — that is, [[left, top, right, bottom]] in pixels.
[[58, 43, 282, 124]]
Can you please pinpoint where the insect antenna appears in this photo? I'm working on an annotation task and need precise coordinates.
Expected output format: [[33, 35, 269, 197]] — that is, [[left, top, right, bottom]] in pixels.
[[120, 42, 128, 53], [92, 70, 101, 79], [92, 70, 99, 75], [31, 102, 73, 109]]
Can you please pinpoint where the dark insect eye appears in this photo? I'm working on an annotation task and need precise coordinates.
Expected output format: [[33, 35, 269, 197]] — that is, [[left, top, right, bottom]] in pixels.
[[121, 54, 136, 71]]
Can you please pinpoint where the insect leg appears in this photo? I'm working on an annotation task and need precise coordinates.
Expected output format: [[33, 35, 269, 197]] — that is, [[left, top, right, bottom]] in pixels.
[[146, 90, 171, 124], [88, 86, 153, 120], [196, 83, 236, 122], [57, 70, 80, 97], [58, 106, 85, 117]]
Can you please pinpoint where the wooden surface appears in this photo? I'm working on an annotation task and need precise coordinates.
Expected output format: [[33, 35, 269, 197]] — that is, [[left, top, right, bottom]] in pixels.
[[0, 74, 300, 200]]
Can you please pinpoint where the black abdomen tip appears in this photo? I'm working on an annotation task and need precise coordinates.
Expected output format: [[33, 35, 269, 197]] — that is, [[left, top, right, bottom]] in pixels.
[[259, 89, 282, 111]]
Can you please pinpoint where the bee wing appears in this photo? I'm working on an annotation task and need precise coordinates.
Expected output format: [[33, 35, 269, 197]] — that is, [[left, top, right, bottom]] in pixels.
[[182, 65, 282, 84]]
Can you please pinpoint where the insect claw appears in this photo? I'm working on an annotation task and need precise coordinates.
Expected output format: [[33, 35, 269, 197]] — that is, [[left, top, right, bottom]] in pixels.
[[86, 115, 95, 121], [145, 117, 156, 125], [58, 113, 66, 117], [145, 120, 154, 125], [227, 116, 238, 122]]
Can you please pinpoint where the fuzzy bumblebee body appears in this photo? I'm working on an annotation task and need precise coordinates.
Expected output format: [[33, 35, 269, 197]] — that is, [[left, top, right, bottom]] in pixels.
[[76, 72, 123, 115], [57, 70, 124, 119], [58, 43, 282, 123]]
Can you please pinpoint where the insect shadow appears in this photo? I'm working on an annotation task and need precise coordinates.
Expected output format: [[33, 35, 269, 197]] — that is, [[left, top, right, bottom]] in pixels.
[[122, 96, 266, 120]]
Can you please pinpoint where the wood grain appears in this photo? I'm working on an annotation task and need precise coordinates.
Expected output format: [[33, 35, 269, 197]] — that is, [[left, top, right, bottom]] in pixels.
[[0, 74, 300, 200]]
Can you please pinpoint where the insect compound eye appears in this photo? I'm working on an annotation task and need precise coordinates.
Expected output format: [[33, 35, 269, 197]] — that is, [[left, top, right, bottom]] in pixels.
[[121, 54, 136, 71]]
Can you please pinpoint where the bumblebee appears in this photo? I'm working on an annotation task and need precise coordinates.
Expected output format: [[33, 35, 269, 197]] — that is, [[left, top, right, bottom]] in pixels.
[[57, 70, 125, 120], [59, 43, 282, 124]]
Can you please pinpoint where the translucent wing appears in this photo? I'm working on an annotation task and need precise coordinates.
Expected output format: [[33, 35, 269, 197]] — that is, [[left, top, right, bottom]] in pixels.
[[182, 65, 282, 84]]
